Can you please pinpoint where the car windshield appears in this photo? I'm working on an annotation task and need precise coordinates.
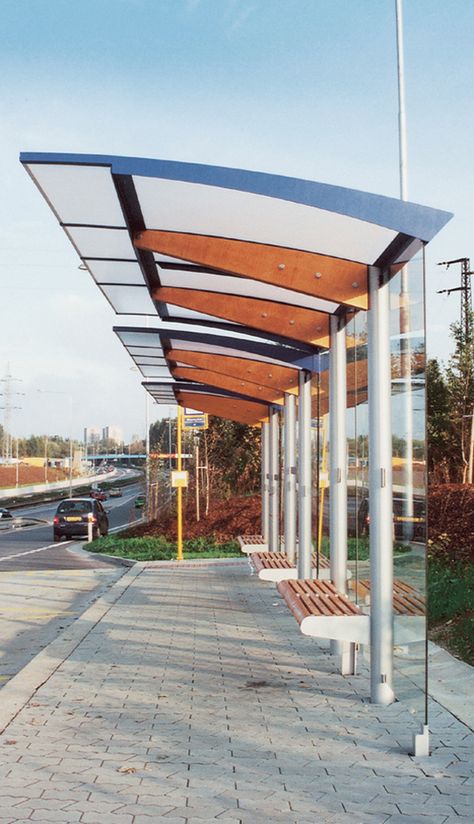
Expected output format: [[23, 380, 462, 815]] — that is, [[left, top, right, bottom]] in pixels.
[[57, 501, 92, 514]]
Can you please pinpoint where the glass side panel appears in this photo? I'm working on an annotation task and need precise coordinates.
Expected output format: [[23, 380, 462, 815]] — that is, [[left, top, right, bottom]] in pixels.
[[390, 253, 427, 727], [26, 163, 126, 226], [346, 311, 370, 609]]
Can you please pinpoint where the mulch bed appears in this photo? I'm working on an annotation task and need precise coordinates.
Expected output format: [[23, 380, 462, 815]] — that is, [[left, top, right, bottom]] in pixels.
[[127, 494, 262, 541], [428, 484, 474, 563]]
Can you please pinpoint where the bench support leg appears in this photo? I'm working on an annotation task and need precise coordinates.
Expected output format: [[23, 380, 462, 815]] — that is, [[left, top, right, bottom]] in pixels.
[[340, 642, 357, 676]]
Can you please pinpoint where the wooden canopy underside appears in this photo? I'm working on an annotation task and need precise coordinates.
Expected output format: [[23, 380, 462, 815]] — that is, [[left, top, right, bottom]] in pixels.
[[154, 286, 330, 347], [135, 230, 369, 310], [166, 349, 300, 394], [171, 366, 286, 404], [175, 391, 268, 426]]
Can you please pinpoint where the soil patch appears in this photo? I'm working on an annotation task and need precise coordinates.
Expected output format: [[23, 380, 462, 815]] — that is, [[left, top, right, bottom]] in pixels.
[[126, 494, 261, 541]]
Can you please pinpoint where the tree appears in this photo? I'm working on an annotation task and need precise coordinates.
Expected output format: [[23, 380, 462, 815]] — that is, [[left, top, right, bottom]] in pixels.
[[426, 358, 454, 482], [445, 315, 474, 482]]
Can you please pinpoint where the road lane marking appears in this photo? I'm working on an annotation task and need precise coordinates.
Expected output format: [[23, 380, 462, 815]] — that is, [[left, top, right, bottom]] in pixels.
[[0, 542, 73, 562]]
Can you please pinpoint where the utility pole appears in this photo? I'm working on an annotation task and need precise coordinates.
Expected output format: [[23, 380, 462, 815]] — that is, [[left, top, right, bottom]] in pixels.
[[438, 258, 474, 483], [437, 258, 474, 344], [0, 364, 23, 463]]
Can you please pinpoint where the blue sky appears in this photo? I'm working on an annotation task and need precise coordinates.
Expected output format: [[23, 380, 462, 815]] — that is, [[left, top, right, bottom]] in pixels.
[[0, 0, 472, 439]]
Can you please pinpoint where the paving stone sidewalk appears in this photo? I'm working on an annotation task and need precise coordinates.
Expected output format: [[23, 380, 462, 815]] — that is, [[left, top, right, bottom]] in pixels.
[[0, 560, 472, 823]]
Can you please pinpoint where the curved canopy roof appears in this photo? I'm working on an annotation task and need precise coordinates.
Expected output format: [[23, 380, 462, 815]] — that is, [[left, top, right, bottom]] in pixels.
[[21, 152, 452, 422]]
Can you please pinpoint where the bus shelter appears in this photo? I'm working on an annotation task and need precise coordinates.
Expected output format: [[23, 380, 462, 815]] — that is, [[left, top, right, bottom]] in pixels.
[[21, 152, 452, 753]]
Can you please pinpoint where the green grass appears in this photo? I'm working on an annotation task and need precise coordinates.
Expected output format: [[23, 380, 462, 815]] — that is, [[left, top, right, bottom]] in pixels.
[[428, 560, 474, 624], [319, 535, 411, 561], [86, 534, 241, 561], [428, 559, 474, 666]]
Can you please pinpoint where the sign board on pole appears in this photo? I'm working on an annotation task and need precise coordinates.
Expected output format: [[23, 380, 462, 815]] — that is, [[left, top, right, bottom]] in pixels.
[[183, 414, 208, 430], [171, 470, 189, 488]]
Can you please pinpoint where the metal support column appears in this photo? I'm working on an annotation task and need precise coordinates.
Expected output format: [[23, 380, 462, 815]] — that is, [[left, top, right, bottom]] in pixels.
[[284, 393, 297, 563], [261, 422, 270, 542], [368, 266, 395, 705], [329, 314, 348, 596], [268, 406, 280, 552], [297, 370, 312, 579]]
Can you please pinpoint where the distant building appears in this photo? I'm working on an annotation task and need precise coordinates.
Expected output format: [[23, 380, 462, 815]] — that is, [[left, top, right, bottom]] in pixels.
[[84, 426, 101, 445], [102, 425, 123, 445]]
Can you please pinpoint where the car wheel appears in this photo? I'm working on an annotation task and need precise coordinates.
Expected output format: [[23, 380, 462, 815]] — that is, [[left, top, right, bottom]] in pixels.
[[53, 533, 61, 543]]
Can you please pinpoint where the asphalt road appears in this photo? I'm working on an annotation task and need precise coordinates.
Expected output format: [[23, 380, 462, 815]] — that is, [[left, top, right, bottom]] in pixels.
[[0, 478, 145, 684], [0, 479, 145, 572]]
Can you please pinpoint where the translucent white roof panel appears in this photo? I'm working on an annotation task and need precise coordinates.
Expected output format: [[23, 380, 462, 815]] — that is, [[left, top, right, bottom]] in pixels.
[[99, 284, 155, 315], [133, 356, 168, 366], [134, 176, 396, 265], [65, 227, 136, 259], [128, 346, 165, 357], [162, 303, 234, 323], [86, 259, 144, 285], [167, 337, 294, 367], [159, 269, 338, 313], [116, 329, 164, 349], [24, 163, 126, 227], [137, 365, 172, 377]]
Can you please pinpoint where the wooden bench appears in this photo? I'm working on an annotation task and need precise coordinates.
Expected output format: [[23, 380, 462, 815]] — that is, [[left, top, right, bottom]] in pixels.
[[277, 579, 369, 674], [350, 579, 425, 615], [250, 551, 331, 582], [238, 534, 268, 554]]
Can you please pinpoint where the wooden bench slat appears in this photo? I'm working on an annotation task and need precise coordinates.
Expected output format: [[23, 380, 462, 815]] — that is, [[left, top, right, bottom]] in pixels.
[[350, 578, 425, 616]]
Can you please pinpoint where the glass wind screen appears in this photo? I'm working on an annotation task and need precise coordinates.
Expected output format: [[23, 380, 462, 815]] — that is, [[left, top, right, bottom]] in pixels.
[[390, 253, 427, 729], [26, 163, 126, 226]]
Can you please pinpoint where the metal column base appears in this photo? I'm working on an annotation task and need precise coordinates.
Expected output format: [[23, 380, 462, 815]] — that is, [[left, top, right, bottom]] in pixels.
[[412, 724, 430, 757]]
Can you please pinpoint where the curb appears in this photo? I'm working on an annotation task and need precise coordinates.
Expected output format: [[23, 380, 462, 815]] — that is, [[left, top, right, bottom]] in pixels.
[[0, 564, 143, 735]]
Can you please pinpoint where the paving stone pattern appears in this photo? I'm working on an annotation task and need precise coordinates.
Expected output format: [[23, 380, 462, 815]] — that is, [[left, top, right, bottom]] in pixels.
[[0, 561, 473, 823]]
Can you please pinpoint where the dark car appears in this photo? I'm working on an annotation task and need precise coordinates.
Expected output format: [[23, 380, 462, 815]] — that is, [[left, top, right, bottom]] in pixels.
[[90, 488, 108, 501], [135, 494, 146, 509], [53, 498, 109, 542], [0, 507, 13, 519], [358, 495, 425, 542]]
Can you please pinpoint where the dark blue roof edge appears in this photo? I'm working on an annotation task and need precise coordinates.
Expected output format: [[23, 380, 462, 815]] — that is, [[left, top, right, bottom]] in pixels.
[[20, 151, 453, 243], [142, 380, 280, 408]]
